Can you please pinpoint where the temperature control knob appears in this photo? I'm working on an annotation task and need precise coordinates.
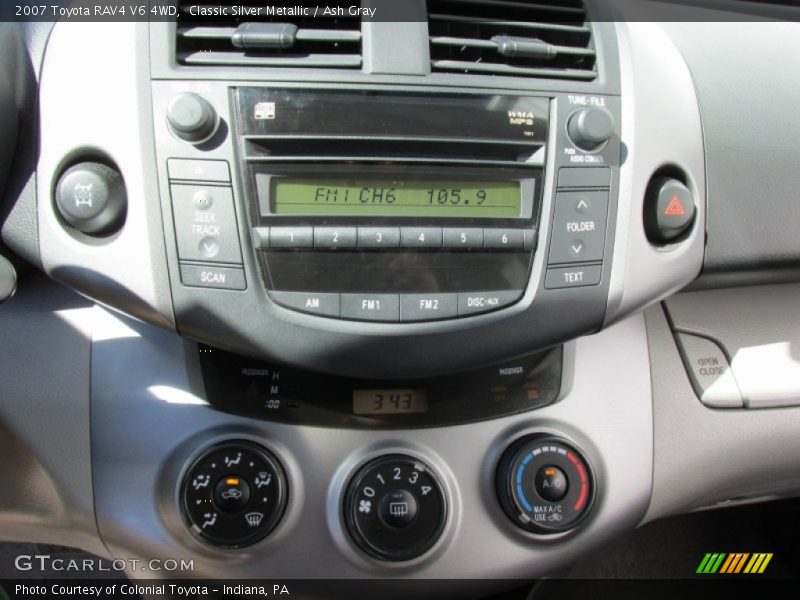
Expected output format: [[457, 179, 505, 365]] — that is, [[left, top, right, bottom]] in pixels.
[[344, 455, 446, 561], [181, 441, 287, 547], [167, 93, 219, 144], [566, 107, 614, 151], [496, 435, 594, 534]]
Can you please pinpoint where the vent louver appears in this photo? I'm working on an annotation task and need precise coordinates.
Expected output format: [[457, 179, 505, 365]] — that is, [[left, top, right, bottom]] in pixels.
[[175, 1, 362, 69], [428, 0, 597, 80]]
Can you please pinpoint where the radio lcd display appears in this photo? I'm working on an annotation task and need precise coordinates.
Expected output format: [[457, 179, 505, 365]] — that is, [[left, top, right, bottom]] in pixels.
[[271, 179, 522, 218]]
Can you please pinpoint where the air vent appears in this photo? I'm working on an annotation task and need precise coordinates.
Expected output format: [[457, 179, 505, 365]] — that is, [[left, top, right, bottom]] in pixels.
[[175, 1, 362, 69], [428, 0, 597, 80]]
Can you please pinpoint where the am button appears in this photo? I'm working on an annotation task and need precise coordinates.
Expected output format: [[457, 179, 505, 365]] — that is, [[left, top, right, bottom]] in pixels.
[[269, 291, 340, 317]]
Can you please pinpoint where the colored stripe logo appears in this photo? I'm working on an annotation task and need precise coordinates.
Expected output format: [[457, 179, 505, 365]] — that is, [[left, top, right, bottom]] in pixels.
[[696, 552, 773, 574]]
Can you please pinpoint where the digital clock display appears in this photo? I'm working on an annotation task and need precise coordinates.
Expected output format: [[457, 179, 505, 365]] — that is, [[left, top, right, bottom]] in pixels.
[[271, 179, 521, 217], [353, 389, 428, 415]]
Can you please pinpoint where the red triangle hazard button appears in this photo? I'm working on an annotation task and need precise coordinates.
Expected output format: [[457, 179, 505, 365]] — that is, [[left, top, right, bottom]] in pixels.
[[664, 195, 686, 216]]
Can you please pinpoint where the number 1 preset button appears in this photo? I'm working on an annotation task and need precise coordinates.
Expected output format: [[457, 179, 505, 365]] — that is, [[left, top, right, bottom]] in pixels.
[[269, 226, 313, 248]]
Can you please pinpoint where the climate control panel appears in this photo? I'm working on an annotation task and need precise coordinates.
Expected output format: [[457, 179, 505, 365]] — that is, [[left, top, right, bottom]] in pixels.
[[178, 434, 595, 555], [181, 441, 287, 548], [343, 455, 447, 561], [496, 435, 594, 534]]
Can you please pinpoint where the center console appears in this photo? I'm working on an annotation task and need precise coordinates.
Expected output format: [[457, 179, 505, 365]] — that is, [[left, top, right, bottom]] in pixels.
[[31, 5, 707, 588]]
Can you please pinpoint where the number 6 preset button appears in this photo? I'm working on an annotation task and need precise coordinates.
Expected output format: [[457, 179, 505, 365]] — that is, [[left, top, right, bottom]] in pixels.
[[484, 228, 524, 250]]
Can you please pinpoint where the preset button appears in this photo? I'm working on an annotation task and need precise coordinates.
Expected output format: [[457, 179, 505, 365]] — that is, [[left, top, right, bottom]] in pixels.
[[270, 227, 313, 248], [358, 227, 401, 249], [484, 228, 524, 250], [400, 227, 443, 248], [314, 226, 357, 249], [443, 228, 484, 249]]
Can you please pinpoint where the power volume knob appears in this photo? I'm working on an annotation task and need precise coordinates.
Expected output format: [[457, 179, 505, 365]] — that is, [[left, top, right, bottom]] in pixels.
[[167, 93, 219, 144], [567, 107, 614, 151]]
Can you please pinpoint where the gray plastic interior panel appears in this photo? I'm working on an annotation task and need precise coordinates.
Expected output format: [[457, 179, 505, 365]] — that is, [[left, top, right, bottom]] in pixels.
[[666, 285, 800, 409], [603, 22, 705, 326], [659, 22, 800, 284], [91, 310, 652, 581], [0, 275, 105, 558], [644, 302, 800, 522], [0, 21, 53, 268], [0, 24, 19, 209], [36, 23, 174, 330]]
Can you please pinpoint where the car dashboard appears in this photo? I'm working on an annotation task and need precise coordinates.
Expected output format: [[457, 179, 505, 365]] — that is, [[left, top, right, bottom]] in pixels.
[[1, 0, 800, 595]]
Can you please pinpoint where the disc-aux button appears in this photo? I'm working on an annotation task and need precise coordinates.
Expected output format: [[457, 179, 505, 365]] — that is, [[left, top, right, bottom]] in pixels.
[[457, 291, 522, 316]]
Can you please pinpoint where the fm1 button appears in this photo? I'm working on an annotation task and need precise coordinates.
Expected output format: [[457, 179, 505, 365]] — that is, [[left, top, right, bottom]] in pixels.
[[379, 489, 418, 528], [214, 475, 251, 513], [534, 466, 568, 502]]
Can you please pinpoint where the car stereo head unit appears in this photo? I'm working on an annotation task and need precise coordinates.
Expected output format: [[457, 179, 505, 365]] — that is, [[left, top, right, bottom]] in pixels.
[[151, 79, 620, 377], [234, 88, 548, 323]]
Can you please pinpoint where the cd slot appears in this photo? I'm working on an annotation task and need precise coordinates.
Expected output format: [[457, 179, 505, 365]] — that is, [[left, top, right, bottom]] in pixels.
[[242, 136, 544, 167]]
